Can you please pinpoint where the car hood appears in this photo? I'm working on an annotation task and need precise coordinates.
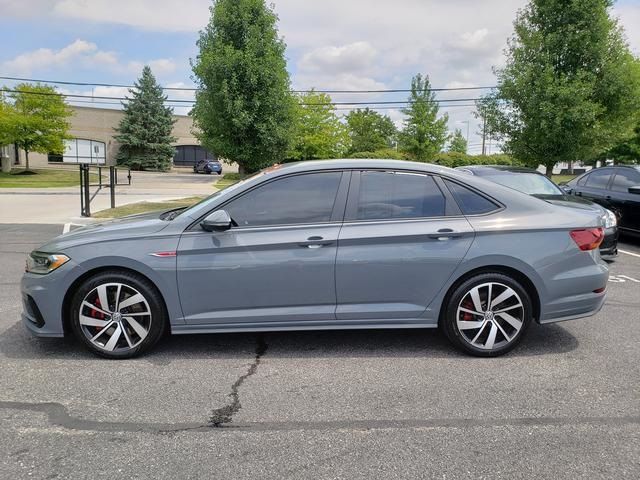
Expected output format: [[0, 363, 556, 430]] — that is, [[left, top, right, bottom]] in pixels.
[[532, 194, 606, 214], [37, 210, 171, 252]]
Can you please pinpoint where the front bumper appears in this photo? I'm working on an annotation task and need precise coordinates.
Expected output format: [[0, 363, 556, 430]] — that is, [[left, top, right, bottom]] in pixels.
[[21, 263, 79, 338]]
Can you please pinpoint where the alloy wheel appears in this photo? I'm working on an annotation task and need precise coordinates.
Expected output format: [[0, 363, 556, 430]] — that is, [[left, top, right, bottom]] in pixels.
[[456, 282, 524, 351], [78, 282, 152, 353]]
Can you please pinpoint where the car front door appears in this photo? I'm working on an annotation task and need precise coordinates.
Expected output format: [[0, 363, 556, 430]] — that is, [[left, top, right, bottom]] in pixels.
[[176, 171, 349, 326], [335, 170, 475, 321], [574, 168, 614, 209], [609, 168, 640, 234]]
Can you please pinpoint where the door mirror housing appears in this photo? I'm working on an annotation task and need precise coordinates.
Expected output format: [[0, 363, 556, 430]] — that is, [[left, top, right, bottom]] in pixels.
[[201, 210, 232, 232], [628, 186, 640, 195]]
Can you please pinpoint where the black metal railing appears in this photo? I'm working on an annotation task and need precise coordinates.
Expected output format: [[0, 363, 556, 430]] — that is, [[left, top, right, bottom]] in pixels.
[[79, 165, 131, 217]]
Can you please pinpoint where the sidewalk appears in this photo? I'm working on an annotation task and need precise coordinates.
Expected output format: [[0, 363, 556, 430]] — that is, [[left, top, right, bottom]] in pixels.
[[0, 171, 218, 224]]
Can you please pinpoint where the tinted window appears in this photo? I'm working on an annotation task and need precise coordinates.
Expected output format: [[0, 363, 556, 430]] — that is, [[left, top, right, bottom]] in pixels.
[[585, 169, 612, 189], [482, 173, 562, 195], [444, 179, 499, 215], [576, 174, 589, 187], [355, 171, 445, 220], [611, 169, 640, 193], [225, 172, 342, 227]]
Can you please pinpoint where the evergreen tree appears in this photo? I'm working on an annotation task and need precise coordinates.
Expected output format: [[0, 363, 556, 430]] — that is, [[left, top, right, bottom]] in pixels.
[[345, 108, 397, 154], [115, 66, 176, 171], [288, 91, 349, 161], [191, 0, 294, 173], [399, 74, 449, 161], [448, 129, 468, 154], [480, 0, 640, 176]]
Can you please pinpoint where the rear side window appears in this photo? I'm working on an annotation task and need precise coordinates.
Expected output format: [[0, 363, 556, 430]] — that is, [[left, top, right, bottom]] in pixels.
[[611, 169, 640, 192], [577, 174, 589, 187], [444, 179, 499, 215], [224, 172, 342, 227], [585, 169, 612, 189], [355, 171, 446, 220]]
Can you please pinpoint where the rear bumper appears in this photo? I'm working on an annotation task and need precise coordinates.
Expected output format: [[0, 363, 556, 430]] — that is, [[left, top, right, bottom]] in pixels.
[[539, 290, 606, 324]]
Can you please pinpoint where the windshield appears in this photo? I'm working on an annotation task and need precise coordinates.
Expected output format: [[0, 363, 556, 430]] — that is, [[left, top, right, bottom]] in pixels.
[[482, 172, 563, 195]]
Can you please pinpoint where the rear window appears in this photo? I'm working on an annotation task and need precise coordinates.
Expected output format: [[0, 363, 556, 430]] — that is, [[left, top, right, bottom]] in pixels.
[[444, 179, 499, 215]]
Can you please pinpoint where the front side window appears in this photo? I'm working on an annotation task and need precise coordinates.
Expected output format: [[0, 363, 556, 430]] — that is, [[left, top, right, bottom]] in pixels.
[[585, 169, 612, 189], [610, 169, 640, 192], [444, 179, 499, 215], [355, 171, 446, 220], [224, 172, 342, 227]]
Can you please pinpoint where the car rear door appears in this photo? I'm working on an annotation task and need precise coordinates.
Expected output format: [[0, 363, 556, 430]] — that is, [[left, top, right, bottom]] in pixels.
[[176, 171, 349, 326], [609, 168, 640, 234], [334, 170, 475, 321]]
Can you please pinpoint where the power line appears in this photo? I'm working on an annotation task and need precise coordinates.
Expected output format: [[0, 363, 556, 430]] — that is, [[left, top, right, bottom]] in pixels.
[[0, 75, 496, 94], [0, 87, 486, 107]]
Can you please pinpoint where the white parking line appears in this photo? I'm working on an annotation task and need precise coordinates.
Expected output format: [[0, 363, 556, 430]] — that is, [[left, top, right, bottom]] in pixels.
[[619, 249, 640, 259], [62, 223, 71, 234]]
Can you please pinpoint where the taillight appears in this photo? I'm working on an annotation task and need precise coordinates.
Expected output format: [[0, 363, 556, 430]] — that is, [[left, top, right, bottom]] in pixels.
[[570, 228, 604, 251]]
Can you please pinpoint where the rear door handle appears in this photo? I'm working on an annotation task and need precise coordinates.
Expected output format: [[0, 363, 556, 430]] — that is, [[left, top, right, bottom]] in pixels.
[[576, 191, 582, 196], [605, 195, 612, 200], [427, 229, 463, 240], [298, 236, 334, 248]]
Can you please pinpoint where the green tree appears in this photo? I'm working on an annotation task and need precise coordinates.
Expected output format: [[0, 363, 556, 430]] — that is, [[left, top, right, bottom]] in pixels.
[[448, 129, 468, 154], [399, 74, 449, 161], [0, 93, 16, 147], [480, 0, 640, 176], [192, 0, 294, 173], [288, 91, 349, 161], [345, 108, 397, 154], [115, 66, 176, 171], [4, 84, 71, 170]]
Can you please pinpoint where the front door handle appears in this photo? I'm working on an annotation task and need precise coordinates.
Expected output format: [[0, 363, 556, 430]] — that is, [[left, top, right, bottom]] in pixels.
[[605, 195, 612, 200], [427, 229, 463, 241], [576, 191, 582, 196], [298, 236, 334, 248]]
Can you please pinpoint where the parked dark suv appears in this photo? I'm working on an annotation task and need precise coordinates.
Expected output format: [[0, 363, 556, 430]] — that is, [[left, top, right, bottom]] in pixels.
[[562, 166, 640, 237]]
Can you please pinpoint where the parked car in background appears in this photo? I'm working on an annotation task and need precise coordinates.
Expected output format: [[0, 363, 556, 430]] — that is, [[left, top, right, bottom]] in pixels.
[[194, 159, 222, 175], [560, 166, 640, 237], [22, 160, 608, 359], [456, 165, 618, 259]]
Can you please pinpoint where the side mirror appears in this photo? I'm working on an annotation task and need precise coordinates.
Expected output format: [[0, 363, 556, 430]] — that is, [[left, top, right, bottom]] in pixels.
[[200, 210, 232, 232], [628, 186, 640, 195]]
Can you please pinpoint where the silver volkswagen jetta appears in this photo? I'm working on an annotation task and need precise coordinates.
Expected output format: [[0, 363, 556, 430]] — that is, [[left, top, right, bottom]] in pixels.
[[22, 160, 609, 358]]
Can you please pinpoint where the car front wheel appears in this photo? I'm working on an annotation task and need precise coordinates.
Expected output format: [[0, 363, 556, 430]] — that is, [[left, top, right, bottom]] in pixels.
[[69, 270, 167, 359], [442, 273, 532, 357]]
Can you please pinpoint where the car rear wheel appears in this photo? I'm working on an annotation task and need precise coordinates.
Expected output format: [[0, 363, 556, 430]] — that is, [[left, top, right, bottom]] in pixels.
[[442, 273, 532, 357], [69, 271, 167, 359]]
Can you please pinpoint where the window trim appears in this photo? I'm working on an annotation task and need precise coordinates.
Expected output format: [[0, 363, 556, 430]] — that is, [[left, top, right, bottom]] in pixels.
[[343, 169, 457, 223], [187, 170, 350, 231], [440, 176, 504, 217]]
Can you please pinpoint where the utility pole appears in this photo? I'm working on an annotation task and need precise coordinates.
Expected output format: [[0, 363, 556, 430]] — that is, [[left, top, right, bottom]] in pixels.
[[481, 117, 487, 155]]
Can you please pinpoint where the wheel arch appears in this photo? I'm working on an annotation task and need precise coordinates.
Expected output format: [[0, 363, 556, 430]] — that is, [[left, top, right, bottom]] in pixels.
[[61, 266, 171, 335], [437, 265, 541, 326]]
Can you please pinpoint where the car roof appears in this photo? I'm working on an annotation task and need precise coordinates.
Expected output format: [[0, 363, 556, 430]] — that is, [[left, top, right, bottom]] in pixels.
[[267, 159, 460, 176], [454, 165, 541, 175]]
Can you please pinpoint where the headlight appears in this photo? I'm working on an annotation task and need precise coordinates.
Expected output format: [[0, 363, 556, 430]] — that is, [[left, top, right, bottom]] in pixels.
[[25, 252, 70, 275], [602, 209, 617, 229]]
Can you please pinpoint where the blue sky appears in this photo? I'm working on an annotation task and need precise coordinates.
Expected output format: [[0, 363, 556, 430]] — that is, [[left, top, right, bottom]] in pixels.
[[2, 0, 640, 153]]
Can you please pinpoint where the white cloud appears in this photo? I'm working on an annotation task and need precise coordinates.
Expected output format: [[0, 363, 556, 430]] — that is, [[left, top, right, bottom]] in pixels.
[[2, 39, 176, 77], [298, 42, 378, 75]]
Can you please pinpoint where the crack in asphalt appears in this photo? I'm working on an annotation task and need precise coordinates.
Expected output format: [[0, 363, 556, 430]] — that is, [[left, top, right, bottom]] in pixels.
[[208, 335, 268, 428]]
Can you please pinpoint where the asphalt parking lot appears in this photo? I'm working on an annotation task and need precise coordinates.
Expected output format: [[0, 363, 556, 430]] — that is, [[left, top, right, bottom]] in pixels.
[[1, 224, 639, 479]]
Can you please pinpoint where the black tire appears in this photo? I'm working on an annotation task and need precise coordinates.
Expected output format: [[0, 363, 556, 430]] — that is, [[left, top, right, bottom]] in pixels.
[[69, 270, 167, 359], [441, 272, 532, 357]]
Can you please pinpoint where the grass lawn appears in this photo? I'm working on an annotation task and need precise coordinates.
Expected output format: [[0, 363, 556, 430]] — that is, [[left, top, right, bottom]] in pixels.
[[552, 174, 577, 185], [0, 168, 99, 188], [93, 196, 205, 219], [214, 173, 249, 190]]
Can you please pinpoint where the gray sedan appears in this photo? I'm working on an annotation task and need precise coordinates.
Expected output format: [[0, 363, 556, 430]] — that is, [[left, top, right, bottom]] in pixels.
[[22, 160, 609, 358]]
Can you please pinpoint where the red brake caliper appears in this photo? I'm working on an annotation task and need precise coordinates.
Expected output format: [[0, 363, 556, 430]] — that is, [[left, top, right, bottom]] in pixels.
[[462, 300, 474, 321], [90, 296, 106, 334]]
